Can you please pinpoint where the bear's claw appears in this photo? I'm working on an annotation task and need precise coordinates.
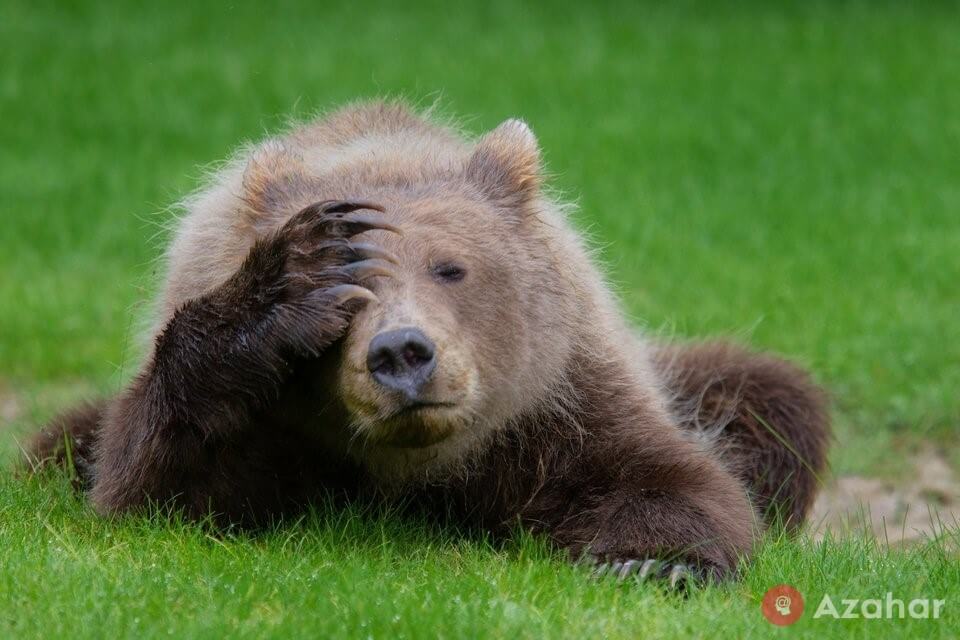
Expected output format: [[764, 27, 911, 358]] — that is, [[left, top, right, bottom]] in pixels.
[[324, 284, 379, 305], [580, 555, 705, 590], [312, 200, 386, 215], [286, 199, 401, 242], [338, 241, 400, 265], [335, 259, 399, 281], [280, 200, 401, 299], [324, 211, 402, 238]]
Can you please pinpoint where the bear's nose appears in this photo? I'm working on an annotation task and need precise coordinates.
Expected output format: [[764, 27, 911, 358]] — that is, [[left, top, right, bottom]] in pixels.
[[366, 327, 437, 400]]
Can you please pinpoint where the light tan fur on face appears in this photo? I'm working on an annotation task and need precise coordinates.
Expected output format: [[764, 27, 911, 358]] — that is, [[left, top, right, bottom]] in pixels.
[[156, 101, 670, 486]]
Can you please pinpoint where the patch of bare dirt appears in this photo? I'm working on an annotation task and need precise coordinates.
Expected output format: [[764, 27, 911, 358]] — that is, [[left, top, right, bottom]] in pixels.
[[810, 447, 960, 545]]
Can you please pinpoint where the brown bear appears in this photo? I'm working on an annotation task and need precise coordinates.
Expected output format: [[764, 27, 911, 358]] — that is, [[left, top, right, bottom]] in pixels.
[[27, 101, 829, 585]]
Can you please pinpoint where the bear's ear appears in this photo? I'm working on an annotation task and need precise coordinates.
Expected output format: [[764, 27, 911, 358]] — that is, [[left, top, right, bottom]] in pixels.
[[466, 118, 542, 209]]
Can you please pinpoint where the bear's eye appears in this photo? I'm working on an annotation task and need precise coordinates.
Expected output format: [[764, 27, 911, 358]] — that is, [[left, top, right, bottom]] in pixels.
[[431, 261, 466, 283]]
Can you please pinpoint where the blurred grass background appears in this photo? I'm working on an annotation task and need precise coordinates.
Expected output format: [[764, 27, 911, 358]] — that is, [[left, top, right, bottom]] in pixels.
[[3, 1, 958, 477], [1, 2, 959, 637]]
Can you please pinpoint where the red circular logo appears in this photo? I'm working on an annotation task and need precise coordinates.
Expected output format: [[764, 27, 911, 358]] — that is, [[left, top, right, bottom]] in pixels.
[[761, 584, 804, 626]]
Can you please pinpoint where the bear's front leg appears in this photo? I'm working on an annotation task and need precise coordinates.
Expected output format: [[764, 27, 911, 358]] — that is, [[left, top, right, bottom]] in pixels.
[[534, 408, 758, 586], [576, 475, 756, 587], [91, 200, 399, 521]]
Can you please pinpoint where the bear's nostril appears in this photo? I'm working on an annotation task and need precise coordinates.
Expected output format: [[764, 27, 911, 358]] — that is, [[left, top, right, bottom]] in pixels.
[[367, 349, 397, 377], [366, 328, 437, 398], [403, 342, 432, 366]]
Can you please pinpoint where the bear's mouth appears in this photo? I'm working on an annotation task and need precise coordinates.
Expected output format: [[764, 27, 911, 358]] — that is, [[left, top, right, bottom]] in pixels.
[[366, 401, 459, 448], [387, 399, 457, 420]]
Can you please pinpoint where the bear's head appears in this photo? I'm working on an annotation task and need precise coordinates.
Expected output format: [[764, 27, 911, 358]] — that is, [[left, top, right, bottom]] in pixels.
[[165, 108, 613, 482], [327, 119, 587, 479]]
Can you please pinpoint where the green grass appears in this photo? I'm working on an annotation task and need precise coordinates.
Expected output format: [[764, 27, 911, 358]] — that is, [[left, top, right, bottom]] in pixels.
[[1, 0, 958, 637], [4, 472, 959, 639]]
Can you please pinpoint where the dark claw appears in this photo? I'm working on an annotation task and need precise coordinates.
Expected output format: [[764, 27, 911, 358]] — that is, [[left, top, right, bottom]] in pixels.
[[314, 240, 399, 265], [288, 200, 383, 228], [286, 200, 395, 239], [336, 259, 398, 281], [323, 284, 378, 305], [317, 200, 386, 214], [343, 241, 399, 265], [325, 211, 402, 238]]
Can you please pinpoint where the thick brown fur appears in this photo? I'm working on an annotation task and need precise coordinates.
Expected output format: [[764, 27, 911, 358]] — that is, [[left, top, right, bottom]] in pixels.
[[25, 101, 830, 582], [26, 400, 104, 489], [652, 342, 830, 532]]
